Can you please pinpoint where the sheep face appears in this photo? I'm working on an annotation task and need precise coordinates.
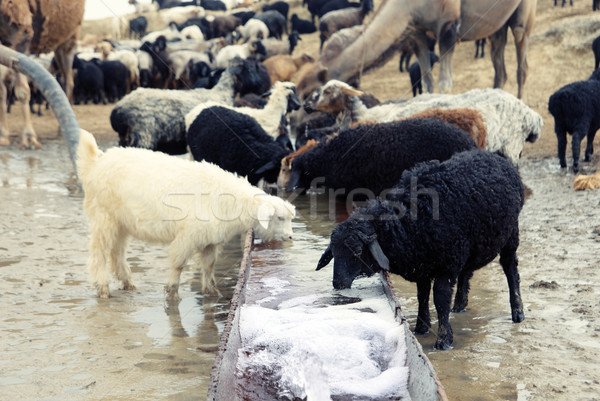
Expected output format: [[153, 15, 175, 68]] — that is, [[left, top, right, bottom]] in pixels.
[[286, 87, 302, 112], [253, 195, 296, 241], [317, 221, 389, 290], [303, 80, 363, 114]]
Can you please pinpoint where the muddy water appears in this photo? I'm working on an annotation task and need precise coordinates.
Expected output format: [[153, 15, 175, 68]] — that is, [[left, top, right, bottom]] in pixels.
[[1, 139, 600, 400]]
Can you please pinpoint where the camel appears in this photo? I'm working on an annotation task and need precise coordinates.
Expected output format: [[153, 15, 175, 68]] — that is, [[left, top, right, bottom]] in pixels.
[[0, 0, 85, 148], [296, 0, 537, 99]]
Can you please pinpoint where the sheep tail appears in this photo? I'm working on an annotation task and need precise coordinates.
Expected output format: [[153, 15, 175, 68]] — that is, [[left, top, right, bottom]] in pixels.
[[76, 129, 102, 179]]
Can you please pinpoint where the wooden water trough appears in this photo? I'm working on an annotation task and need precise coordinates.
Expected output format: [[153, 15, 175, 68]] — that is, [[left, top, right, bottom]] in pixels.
[[207, 229, 448, 401]]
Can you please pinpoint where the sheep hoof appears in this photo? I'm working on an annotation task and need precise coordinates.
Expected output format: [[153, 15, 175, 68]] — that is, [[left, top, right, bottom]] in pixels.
[[413, 325, 430, 335], [165, 285, 181, 303], [434, 339, 454, 351], [512, 309, 525, 323], [451, 306, 467, 313], [122, 281, 136, 291], [97, 285, 111, 298]]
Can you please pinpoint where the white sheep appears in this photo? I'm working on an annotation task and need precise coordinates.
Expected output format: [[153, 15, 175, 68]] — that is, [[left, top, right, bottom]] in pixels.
[[159, 6, 205, 26], [185, 81, 301, 141], [214, 40, 266, 69], [105, 49, 140, 88], [180, 25, 204, 40], [237, 19, 269, 43], [77, 129, 295, 302], [304, 81, 543, 166], [168, 50, 212, 82], [141, 27, 182, 43]]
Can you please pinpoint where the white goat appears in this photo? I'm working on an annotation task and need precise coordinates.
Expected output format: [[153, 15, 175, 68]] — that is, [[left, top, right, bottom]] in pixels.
[[186, 81, 300, 140], [304, 81, 543, 165], [77, 129, 295, 302]]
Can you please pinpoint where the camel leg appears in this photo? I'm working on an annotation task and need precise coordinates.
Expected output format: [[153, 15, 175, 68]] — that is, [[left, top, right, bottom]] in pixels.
[[490, 25, 509, 90], [510, 0, 535, 99], [437, 20, 458, 94], [53, 32, 79, 104], [14, 73, 41, 149], [512, 27, 529, 99], [0, 78, 10, 146]]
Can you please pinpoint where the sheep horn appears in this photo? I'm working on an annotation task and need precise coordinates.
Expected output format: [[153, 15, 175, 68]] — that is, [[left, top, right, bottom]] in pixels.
[[0, 44, 80, 178], [368, 240, 390, 271], [316, 245, 333, 270], [286, 168, 301, 192], [255, 160, 277, 175]]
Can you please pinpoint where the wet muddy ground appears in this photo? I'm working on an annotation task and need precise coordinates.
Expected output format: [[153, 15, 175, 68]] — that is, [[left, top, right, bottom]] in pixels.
[[2, 1, 600, 400]]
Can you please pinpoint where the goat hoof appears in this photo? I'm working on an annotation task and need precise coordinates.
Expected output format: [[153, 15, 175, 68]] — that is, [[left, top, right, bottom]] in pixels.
[[451, 306, 467, 313], [413, 325, 430, 335], [512, 309, 525, 323]]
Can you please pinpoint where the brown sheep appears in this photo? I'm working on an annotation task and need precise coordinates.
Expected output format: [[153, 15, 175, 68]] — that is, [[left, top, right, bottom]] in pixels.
[[319, 0, 374, 52], [263, 53, 315, 85], [348, 108, 486, 149], [277, 139, 320, 190], [0, 0, 84, 148], [574, 171, 600, 190], [405, 108, 487, 149]]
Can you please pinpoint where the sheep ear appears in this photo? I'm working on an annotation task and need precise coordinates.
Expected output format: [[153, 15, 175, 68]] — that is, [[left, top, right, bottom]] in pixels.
[[317, 68, 328, 84], [368, 240, 390, 271], [316, 245, 333, 270], [286, 166, 302, 192], [255, 160, 277, 175], [257, 203, 275, 230], [340, 86, 364, 97]]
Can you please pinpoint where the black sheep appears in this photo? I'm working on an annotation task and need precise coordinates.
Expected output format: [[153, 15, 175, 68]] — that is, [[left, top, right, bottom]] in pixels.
[[253, 10, 287, 39], [129, 16, 148, 39], [262, 1, 290, 21], [201, 0, 226, 11], [237, 58, 271, 97], [232, 11, 256, 25], [316, 150, 525, 350], [548, 79, 600, 171], [72, 55, 106, 105], [408, 51, 439, 97], [286, 118, 477, 197], [294, 112, 337, 148], [592, 35, 600, 70], [291, 13, 317, 34], [140, 36, 171, 88], [91, 59, 130, 103], [187, 106, 290, 185], [317, 0, 360, 19], [187, 61, 211, 87]]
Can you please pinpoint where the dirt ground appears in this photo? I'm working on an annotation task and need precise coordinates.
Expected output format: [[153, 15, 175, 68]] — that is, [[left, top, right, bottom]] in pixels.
[[1, 1, 600, 400]]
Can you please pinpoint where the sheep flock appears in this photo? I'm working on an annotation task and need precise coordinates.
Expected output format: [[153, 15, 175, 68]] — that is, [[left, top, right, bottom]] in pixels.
[[5, 0, 600, 360]]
